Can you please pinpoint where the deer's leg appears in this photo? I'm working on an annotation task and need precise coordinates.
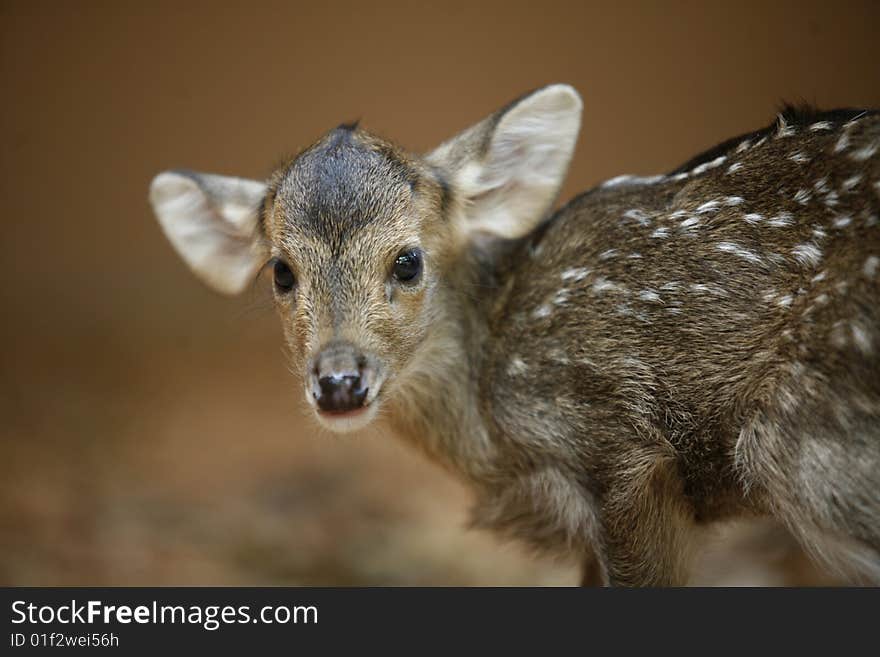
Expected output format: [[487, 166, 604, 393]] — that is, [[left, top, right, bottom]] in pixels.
[[579, 547, 604, 586], [595, 450, 696, 586], [737, 403, 880, 582]]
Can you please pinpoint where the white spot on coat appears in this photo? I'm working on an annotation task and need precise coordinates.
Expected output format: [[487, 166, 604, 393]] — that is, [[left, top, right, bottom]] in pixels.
[[602, 174, 666, 188], [689, 283, 728, 297], [651, 227, 670, 239], [691, 155, 727, 175], [851, 322, 873, 355], [508, 357, 528, 376], [695, 200, 721, 214], [768, 212, 794, 228], [809, 121, 833, 132], [726, 162, 744, 174], [832, 215, 852, 228], [793, 188, 811, 205], [864, 255, 880, 279], [561, 267, 590, 282], [744, 213, 764, 225], [599, 249, 618, 260], [776, 117, 795, 138], [830, 321, 848, 348], [842, 174, 863, 191], [638, 289, 662, 303], [592, 277, 623, 294], [716, 241, 763, 264], [791, 243, 823, 268], [834, 132, 850, 153], [850, 141, 879, 162], [533, 305, 552, 319], [788, 151, 809, 164], [623, 208, 651, 226], [602, 174, 635, 188], [724, 196, 745, 206]]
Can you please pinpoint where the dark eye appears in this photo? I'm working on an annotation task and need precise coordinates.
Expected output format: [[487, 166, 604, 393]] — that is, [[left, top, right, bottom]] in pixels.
[[273, 259, 296, 293], [393, 249, 422, 284]]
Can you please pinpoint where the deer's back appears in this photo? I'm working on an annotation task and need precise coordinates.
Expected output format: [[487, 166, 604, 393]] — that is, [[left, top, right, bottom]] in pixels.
[[483, 109, 880, 517]]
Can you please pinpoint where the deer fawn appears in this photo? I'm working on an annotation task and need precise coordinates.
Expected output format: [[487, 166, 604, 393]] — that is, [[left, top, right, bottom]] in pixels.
[[150, 85, 880, 585]]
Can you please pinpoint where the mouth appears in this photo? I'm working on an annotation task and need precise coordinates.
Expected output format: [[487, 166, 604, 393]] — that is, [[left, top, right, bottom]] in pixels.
[[317, 404, 369, 420], [313, 399, 379, 433]]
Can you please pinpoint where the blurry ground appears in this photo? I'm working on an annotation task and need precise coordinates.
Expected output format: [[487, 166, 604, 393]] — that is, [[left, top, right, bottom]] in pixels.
[[0, 297, 838, 586]]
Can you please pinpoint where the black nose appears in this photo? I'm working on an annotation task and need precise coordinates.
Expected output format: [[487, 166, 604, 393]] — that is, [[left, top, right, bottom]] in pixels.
[[315, 372, 368, 413]]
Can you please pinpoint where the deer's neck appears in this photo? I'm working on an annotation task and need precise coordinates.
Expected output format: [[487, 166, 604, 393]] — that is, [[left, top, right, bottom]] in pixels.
[[386, 261, 498, 482]]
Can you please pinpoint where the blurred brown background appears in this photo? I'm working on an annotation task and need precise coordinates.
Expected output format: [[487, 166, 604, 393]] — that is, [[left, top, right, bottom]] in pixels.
[[2, 0, 879, 585]]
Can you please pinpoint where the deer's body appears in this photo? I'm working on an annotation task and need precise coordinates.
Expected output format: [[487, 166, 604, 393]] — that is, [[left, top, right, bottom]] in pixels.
[[150, 87, 880, 585]]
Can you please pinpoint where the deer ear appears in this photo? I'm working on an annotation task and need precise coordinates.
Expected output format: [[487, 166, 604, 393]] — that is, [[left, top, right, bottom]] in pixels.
[[149, 170, 268, 295], [426, 84, 582, 240]]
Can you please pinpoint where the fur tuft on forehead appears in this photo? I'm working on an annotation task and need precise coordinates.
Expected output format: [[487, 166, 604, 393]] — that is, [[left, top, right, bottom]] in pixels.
[[271, 127, 422, 251]]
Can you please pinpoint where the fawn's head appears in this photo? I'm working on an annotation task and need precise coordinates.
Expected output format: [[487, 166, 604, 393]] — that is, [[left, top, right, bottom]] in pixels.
[[150, 85, 582, 432]]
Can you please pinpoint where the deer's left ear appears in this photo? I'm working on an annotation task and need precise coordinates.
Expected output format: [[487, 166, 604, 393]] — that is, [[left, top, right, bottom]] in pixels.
[[426, 84, 582, 240]]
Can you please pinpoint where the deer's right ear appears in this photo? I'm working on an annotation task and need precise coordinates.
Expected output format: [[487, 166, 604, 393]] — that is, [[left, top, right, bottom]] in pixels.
[[149, 171, 268, 295]]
